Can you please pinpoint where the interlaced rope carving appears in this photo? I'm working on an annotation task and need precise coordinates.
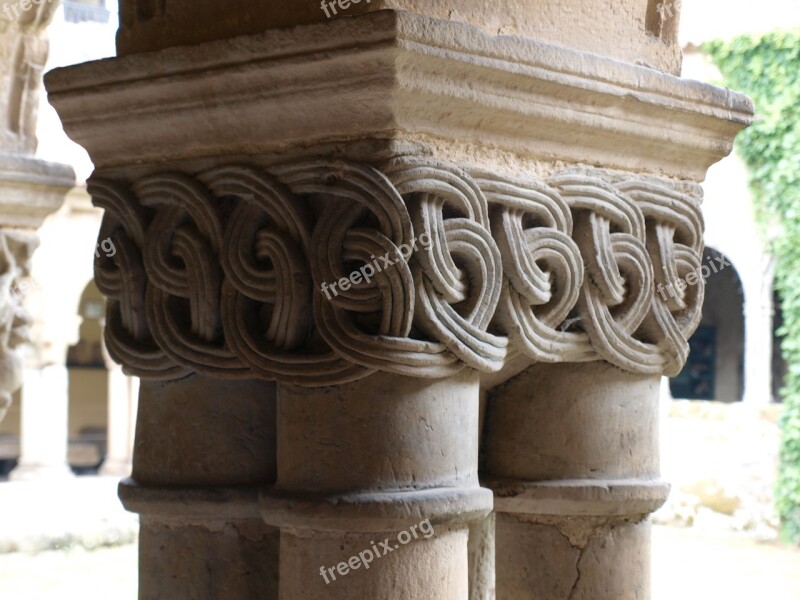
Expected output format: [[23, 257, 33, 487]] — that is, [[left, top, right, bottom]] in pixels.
[[91, 159, 703, 385]]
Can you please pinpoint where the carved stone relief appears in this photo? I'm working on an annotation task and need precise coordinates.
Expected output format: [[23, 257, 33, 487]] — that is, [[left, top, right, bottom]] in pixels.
[[91, 157, 704, 386]]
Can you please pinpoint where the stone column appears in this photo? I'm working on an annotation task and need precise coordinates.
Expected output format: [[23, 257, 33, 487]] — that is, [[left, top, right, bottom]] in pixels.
[[263, 372, 489, 599], [119, 376, 280, 599], [485, 363, 667, 599], [10, 364, 72, 479], [0, 0, 73, 427], [46, 1, 752, 597], [99, 361, 138, 476], [743, 260, 775, 404]]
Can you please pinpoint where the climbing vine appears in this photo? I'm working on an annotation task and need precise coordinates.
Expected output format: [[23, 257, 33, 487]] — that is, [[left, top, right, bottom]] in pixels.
[[705, 30, 800, 543]]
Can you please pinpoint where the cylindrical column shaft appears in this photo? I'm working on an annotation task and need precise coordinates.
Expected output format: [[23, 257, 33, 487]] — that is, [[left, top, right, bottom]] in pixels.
[[121, 375, 279, 600], [484, 362, 668, 599], [10, 365, 73, 480], [100, 366, 138, 476], [263, 370, 492, 600]]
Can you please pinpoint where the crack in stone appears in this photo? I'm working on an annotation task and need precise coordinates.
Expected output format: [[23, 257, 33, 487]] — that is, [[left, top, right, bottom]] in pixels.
[[568, 546, 584, 600]]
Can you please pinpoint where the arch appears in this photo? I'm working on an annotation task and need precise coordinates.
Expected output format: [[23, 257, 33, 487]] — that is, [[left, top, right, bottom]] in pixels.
[[66, 280, 108, 473], [670, 247, 745, 402]]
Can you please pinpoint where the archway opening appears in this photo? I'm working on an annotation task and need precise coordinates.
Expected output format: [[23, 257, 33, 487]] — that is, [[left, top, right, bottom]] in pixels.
[[670, 247, 745, 402]]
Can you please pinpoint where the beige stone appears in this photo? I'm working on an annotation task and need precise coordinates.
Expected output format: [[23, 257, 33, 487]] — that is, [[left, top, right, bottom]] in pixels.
[[43, 2, 754, 596], [47, 12, 751, 180], [116, 0, 682, 74], [484, 362, 668, 598], [120, 375, 279, 598], [262, 371, 491, 599]]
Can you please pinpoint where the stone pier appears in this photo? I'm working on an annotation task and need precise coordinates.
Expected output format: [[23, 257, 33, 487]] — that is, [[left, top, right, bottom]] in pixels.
[[45, 0, 752, 597], [0, 1, 72, 441]]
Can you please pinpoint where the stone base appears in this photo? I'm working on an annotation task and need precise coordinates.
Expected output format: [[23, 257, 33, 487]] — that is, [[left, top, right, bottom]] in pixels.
[[139, 516, 279, 600]]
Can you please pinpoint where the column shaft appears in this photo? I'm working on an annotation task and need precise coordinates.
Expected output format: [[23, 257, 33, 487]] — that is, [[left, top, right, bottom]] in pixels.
[[120, 375, 279, 600], [263, 371, 492, 599], [484, 362, 668, 599], [11, 365, 72, 480], [100, 366, 138, 476]]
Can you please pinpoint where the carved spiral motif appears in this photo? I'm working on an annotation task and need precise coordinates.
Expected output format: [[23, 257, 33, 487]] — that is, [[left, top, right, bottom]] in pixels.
[[385, 159, 507, 374], [200, 165, 363, 385], [480, 172, 591, 363], [91, 179, 189, 380], [617, 180, 705, 376], [90, 158, 704, 385]]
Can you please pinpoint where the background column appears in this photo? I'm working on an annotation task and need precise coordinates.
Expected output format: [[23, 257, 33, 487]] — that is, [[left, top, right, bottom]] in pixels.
[[100, 362, 138, 476], [11, 364, 73, 480]]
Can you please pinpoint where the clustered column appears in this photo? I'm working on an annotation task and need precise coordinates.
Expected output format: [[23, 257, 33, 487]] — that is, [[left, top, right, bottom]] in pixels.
[[46, 1, 752, 598]]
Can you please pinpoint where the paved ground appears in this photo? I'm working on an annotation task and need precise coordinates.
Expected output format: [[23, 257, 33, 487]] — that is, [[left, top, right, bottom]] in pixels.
[[652, 526, 800, 600], [0, 545, 137, 600], [0, 526, 798, 598], [0, 477, 137, 553]]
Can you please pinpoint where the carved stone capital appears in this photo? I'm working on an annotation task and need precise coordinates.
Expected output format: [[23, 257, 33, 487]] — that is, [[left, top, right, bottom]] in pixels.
[[45, 9, 752, 387], [0, 227, 39, 419], [91, 156, 705, 386]]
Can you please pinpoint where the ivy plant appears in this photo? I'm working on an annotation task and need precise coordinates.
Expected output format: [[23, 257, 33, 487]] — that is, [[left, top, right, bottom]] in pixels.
[[705, 30, 800, 543]]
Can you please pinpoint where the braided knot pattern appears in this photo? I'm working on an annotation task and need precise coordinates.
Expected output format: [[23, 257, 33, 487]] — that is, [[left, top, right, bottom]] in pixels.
[[91, 159, 703, 385]]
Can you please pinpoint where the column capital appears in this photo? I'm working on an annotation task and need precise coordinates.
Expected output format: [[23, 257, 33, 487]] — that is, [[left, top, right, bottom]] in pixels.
[[84, 156, 710, 386], [45, 11, 753, 387]]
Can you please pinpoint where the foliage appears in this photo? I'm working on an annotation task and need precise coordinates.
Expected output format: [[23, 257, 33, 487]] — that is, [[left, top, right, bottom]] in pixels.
[[705, 30, 800, 543]]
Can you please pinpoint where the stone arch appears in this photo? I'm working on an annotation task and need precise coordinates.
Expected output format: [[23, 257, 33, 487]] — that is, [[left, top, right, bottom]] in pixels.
[[670, 247, 744, 401], [66, 279, 107, 473]]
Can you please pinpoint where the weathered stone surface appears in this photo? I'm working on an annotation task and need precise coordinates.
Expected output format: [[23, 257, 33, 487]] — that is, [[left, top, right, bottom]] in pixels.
[[133, 375, 277, 486], [486, 362, 662, 481], [75, 159, 708, 389], [47, 12, 752, 179], [468, 513, 495, 600], [281, 526, 469, 600], [262, 370, 490, 598], [116, 0, 682, 74], [496, 514, 652, 599], [276, 371, 479, 493], [485, 362, 666, 598], [138, 516, 279, 600]]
